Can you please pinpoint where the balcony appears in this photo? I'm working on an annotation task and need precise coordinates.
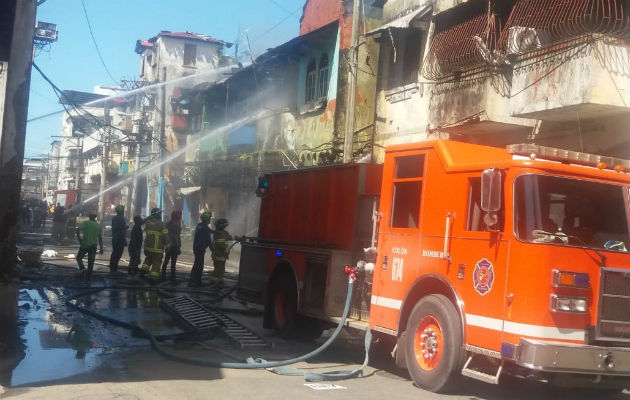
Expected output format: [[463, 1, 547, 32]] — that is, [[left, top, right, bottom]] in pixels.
[[423, 0, 630, 139], [501, 0, 630, 120]]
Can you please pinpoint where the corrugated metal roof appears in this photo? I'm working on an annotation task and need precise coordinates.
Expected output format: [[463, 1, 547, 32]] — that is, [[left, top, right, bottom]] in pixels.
[[58, 90, 107, 106]]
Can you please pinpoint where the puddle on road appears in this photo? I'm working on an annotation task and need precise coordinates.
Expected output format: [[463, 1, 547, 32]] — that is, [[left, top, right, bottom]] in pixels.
[[4, 286, 185, 387], [79, 289, 184, 336], [7, 288, 103, 387]]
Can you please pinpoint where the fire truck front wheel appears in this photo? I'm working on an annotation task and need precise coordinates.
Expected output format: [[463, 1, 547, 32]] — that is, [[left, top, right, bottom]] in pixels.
[[405, 294, 463, 393]]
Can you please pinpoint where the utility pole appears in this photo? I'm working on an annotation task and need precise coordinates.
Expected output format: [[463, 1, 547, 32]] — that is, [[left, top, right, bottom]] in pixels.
[[159, 67, 166, 215], [74, 136, 83, 204], [343, 0, 361, 163], [98, 103, 111, 223]]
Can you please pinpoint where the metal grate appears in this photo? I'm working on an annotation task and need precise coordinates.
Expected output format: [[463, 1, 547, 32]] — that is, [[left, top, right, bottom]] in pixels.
[[423, 13, 503, 80], [499, 0, 630, 55], [161, 296, 272, 348], [596, 268, 630, 341], [161, 296, 223, 333]]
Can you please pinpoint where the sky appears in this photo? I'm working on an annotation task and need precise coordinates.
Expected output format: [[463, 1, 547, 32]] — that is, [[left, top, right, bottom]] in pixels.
[[26, 0, 306, 157]]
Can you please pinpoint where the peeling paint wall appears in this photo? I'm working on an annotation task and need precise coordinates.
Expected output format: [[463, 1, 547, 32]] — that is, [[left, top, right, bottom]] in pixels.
[[511, 41, 630, 120]]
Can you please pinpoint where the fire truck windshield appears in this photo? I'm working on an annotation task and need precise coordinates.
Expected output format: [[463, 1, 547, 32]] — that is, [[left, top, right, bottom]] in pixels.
[[514, 175, 629, 253]]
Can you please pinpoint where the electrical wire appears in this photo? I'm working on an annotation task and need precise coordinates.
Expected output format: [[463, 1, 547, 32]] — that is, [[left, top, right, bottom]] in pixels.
[[80, 0, 118, 85]]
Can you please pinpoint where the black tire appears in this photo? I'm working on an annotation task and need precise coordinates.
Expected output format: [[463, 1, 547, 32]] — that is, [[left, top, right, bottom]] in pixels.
[[268, 273, 297, 337], [404, 294, 463, 393]]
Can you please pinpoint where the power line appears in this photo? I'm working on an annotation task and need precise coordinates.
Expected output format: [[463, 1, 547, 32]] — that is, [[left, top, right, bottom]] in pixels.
[[267, 0, 300, 19], [252, 5, 303, 45], [80, 0, 118, 85]]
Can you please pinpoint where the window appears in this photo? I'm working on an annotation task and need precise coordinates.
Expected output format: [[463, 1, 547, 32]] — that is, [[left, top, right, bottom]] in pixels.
[[183, 44, 197, 67], [305, 59, 317, 102], [390, 154, 424, 228], [317, 54, 329, 100], [467, 178, 504, 231], [383, 28, 425, 90], [515, 175, 629, 252]]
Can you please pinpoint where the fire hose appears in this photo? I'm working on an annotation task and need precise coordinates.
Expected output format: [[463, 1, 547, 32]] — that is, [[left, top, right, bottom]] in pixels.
[[64, 266, 372, 381]]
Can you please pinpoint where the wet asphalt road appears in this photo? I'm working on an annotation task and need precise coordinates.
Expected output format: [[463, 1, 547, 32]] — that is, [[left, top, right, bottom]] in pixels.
[[3, 227, 629, 399]]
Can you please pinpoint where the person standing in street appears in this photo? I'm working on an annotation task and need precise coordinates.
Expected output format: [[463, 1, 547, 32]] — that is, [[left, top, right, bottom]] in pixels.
[[210, 218, 231, 285], [109, 205, 128, 273], [188, 212, 212, 287], [161, 210, 182, 283], [127, 215, 144, 275], [76, 213, 103, 282], [41, 200, 48, 228], [141, 208, 169, 281], [52, 203, 66, 244]]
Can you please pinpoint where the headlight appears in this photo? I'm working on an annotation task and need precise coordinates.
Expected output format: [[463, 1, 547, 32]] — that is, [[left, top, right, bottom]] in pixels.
[[550, 294, 588, 313]]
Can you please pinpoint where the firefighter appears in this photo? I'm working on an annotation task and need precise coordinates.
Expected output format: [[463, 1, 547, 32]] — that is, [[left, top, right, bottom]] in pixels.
[[140, 208, 169, 280], [127, 215, 144, 275], [161, 210, 182, 283], [75, 213, 103, 282], [109, 205, 128, 273], [188, 212, 213, 287], [210, 218, 232, 285]]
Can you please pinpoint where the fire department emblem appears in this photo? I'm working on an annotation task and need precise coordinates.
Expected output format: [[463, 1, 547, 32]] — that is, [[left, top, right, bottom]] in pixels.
[[473, 258, 494, 296]]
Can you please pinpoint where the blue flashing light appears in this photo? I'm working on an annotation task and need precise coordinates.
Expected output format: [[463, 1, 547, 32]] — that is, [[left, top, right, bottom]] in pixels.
[[275, 249, 283, 258], [501, 342, 516, 360]]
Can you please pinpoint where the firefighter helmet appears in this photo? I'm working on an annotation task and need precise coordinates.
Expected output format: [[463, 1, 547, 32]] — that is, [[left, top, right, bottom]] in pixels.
[[200, 212, 212, 221], [150, 208, 161, 218], [215, 218, 229, 229]]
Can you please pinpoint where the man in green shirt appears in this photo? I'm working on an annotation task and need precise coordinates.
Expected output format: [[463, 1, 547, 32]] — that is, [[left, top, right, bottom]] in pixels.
[[76, 213, 103, 281]]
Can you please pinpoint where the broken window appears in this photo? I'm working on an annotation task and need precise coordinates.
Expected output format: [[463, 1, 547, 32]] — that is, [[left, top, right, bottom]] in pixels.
[[317, 53, 329, 100], [183, 44, 197, 67], [305, 59, 317, 102], [382, 28, 425, 90]]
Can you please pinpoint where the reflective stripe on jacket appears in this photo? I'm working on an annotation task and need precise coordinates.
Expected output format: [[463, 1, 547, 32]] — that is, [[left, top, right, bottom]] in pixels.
[[144, 218, 169, 253], [211, 230, 231, 261]]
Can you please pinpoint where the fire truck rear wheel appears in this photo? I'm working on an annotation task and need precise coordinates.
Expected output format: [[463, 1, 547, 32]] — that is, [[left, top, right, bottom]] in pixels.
[[269, 273, 297, 337], [404, 294, 463, 393]]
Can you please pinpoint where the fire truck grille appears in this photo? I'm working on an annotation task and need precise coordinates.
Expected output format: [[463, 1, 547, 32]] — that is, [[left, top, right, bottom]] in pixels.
[[597, 268, 630, 341]]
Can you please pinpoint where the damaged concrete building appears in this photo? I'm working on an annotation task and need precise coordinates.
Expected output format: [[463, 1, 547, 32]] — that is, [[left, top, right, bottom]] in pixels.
[[133, 31, 231, 220], [177, 0, 384, 236], [156, 0, 629, 238], [369, 0, 629, 161]]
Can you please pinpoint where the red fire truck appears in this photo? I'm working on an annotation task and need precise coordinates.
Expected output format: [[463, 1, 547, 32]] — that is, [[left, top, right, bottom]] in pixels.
[[237, 140, 630, 394]]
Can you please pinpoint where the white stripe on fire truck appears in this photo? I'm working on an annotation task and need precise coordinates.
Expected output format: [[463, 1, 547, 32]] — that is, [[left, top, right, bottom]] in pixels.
[[466, 313, 585, 341], [368, 300, 585, 341], [370, 295, 402, 310]]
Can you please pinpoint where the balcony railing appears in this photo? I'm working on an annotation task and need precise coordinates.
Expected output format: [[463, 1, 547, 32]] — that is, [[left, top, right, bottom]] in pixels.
[[499, 0, 630, 55], [423, 0, 630, 80]]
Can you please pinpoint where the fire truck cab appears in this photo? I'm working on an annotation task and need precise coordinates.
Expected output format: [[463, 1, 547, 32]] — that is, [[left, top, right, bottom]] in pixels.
[[238, 140, 630, 394]]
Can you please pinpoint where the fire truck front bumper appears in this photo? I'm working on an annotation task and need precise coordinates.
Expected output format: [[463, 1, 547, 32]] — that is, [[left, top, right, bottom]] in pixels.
[[516, 338, 630, 376]]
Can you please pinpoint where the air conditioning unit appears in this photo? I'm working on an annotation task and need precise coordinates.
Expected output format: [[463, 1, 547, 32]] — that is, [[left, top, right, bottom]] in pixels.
[[507, 26, 551, 55], [34, 21, 58, 42]]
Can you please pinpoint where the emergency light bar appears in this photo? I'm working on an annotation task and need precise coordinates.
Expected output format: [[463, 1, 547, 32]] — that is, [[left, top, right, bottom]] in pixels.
[[507, 143, 630, 173]]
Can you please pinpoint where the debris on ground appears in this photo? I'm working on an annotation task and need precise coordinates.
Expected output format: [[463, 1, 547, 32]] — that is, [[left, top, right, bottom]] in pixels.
[[41, 250, 58, 258]]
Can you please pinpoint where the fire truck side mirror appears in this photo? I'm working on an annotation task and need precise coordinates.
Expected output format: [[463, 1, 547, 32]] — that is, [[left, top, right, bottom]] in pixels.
[[481, 168, 502, 219]]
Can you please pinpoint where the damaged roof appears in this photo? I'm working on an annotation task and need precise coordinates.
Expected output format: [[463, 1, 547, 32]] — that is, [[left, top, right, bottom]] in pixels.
[[135, 31, 228, 54]]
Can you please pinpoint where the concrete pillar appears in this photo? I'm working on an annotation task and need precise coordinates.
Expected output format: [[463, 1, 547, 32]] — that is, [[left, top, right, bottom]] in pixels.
[[0, 0, 37, 277], [0, 0, 37, 344]]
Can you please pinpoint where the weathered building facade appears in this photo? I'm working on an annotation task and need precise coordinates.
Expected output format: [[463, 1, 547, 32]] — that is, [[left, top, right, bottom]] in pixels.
[[55, 88, 133, 214], [369, 0, 630, 162], [134, 31, 229, 218], [184, 0, 384, 236]]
